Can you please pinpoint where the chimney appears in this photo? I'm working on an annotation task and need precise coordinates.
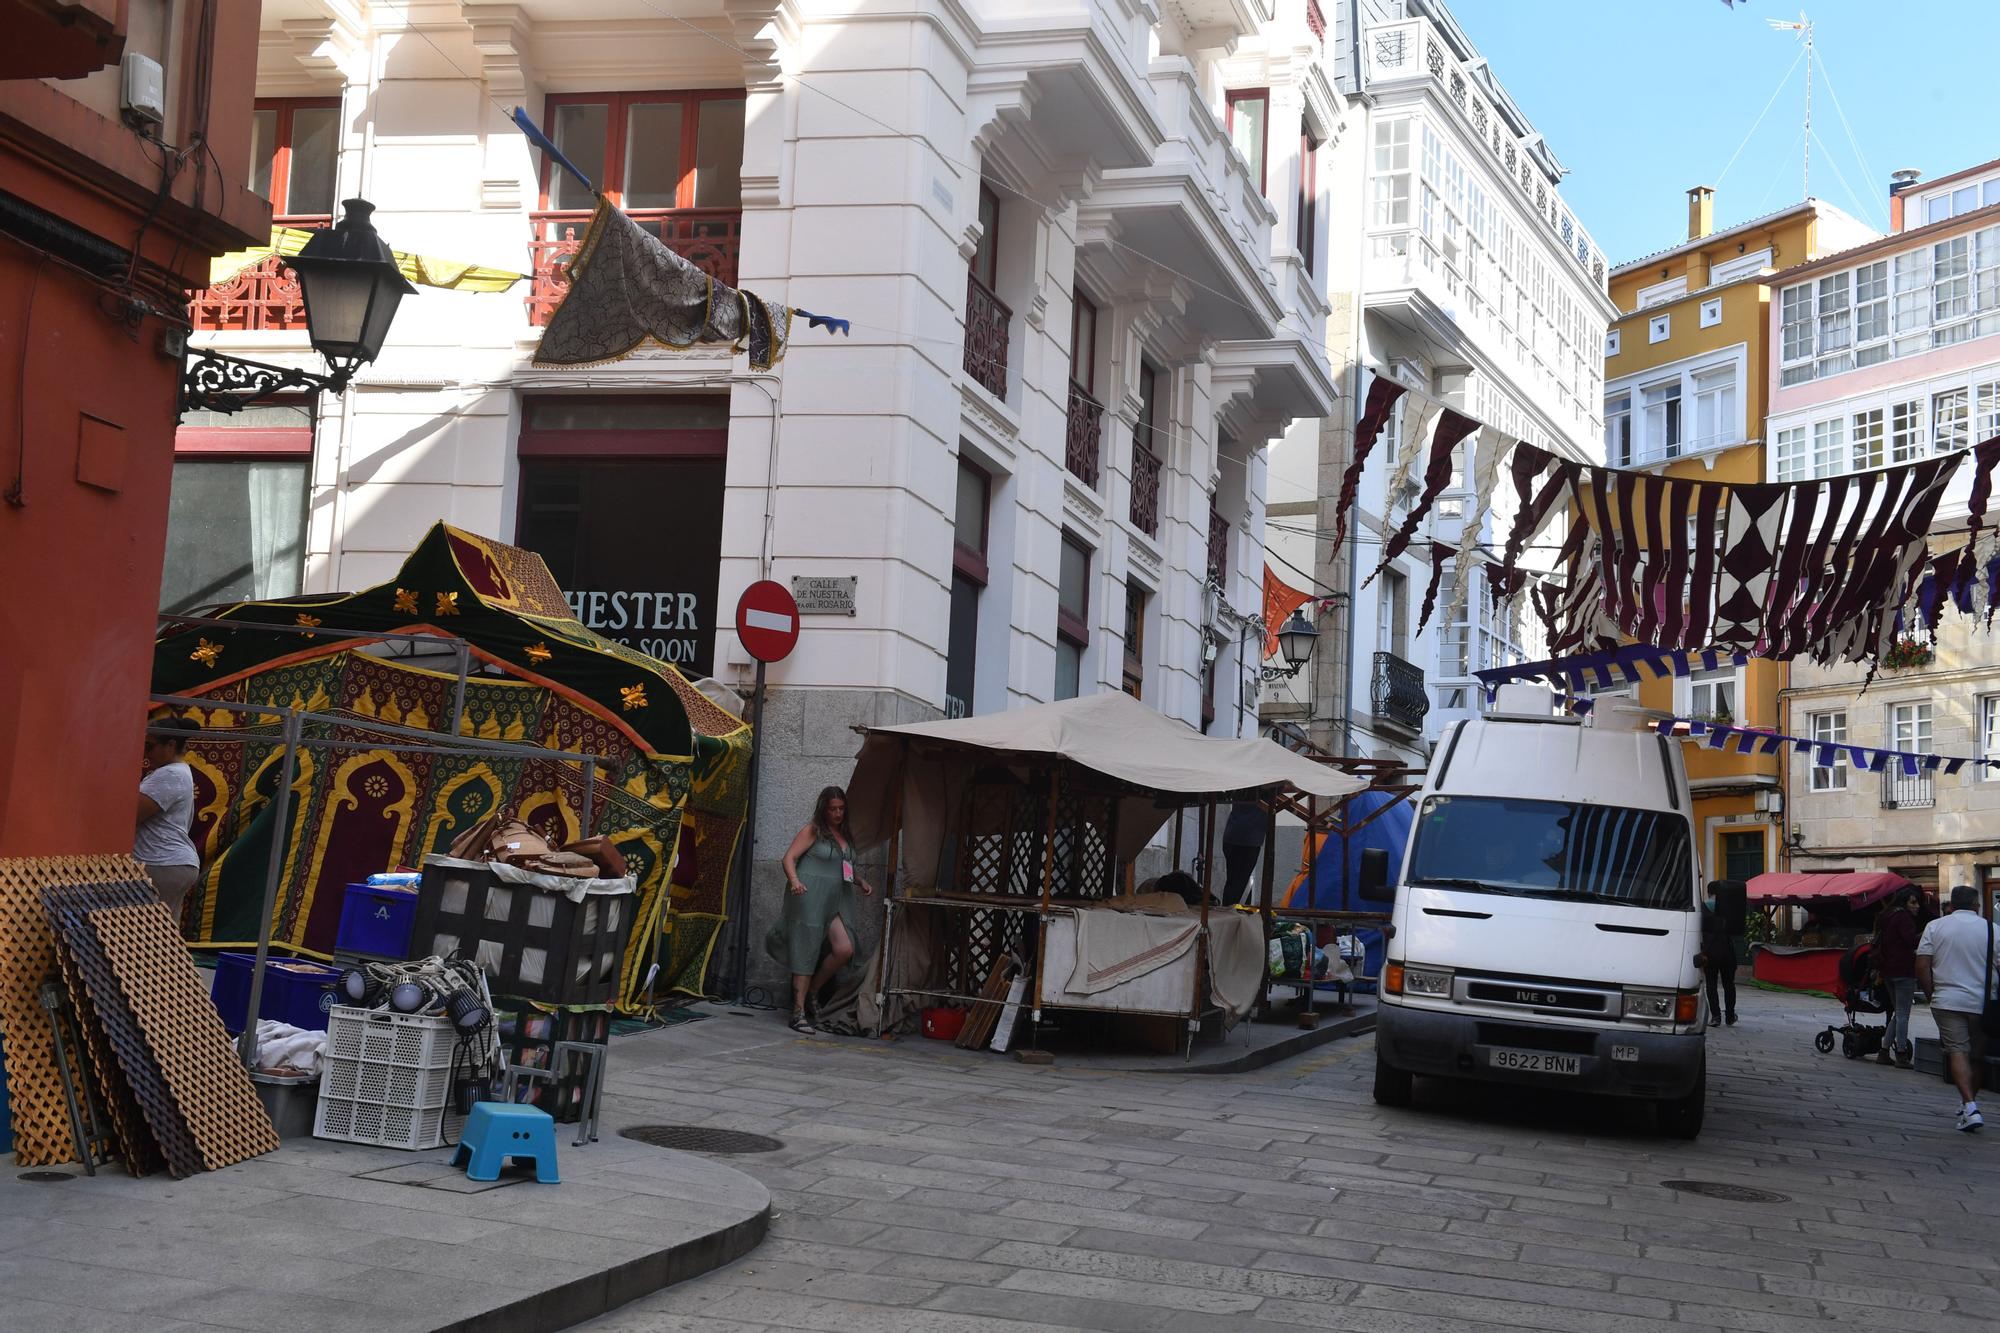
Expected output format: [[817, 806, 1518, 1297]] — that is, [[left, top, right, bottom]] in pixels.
[[1687, 185, 1715, 241], [1889, 168, 1922, 232]]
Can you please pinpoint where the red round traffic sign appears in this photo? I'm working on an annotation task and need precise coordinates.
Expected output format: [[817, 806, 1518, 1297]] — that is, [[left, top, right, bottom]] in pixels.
[[735, 580, 800, 663]]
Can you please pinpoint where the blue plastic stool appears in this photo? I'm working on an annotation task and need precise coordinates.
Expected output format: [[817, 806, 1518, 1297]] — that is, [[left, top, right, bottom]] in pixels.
[[452, 1102, 560, 1183]]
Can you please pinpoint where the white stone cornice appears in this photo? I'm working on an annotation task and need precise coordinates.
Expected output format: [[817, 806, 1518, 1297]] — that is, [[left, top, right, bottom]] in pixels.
[[721, 0, 797, 89], [461, 4, 532, 100], [282, 14, 369, 84]]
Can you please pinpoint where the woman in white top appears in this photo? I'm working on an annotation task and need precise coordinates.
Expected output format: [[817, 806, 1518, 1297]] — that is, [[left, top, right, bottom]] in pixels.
[[136, 716, 202, 923]]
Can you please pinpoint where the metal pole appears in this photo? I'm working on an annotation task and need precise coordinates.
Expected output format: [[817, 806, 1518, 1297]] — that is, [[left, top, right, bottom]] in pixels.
[[580, 756, 596, 838], [451, 640, 470, 738], [238, 710, 302, 1068], [1303, 795, 1318, 1024], [726, 659, 769, 1003]]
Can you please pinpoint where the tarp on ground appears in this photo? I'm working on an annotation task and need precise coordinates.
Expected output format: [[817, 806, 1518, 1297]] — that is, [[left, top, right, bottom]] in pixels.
[[1745, 871, 1914, 912], [1283, 788, 1413, 911], [845, 691, 1367, 884], [151, 523, 750, 1004]]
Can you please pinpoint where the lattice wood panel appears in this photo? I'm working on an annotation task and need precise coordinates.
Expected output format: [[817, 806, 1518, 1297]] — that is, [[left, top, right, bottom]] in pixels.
[[85, 903, 278, 1171], [41, 878, 167, 1177], [57, 910, 206, 1177], [0, 855, 145, 1166]]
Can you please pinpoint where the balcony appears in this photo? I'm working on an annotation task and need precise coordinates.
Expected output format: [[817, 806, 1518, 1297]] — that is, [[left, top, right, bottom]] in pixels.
[[1065, 381, 1103, 487], [963, 271, 1011, 399], [1372, 651, 1430, 735], [1207, 504, 1229, 580], [1882, 769, 1935, 810], [1129, 443, 1162, 537], [527, 208, 741, 326], [189, 218, 327, 332]]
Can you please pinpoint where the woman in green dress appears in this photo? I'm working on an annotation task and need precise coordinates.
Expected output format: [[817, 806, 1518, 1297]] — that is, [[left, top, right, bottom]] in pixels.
[[779, 785, 872, 1032]]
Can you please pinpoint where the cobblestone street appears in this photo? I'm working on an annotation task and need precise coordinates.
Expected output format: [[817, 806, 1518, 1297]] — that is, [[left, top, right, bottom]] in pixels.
[[584, 987, 1996, 1333]]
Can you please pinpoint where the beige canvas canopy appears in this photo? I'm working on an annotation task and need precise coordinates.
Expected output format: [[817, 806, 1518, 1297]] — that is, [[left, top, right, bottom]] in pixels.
[[846, 691, 1366, 889]]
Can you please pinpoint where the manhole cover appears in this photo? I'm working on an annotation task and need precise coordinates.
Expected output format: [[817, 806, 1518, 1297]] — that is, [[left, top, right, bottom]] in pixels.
[[620, 1125, 783, 1154], [17, 1171, 74, 1183], [1661, 1179, 1790, 1203]]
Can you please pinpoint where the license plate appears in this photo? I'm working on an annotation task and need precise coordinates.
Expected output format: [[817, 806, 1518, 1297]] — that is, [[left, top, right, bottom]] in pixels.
[[1489, 1048, 1581, 1075], [1611, 1044, 1639, 1063]]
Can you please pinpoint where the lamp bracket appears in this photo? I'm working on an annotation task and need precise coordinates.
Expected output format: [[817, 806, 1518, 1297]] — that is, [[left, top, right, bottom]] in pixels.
[[179, 348, 354, 418]]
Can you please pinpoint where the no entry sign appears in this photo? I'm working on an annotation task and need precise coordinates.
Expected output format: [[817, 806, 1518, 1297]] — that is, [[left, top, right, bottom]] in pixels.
[[735, 579, 800, 663]]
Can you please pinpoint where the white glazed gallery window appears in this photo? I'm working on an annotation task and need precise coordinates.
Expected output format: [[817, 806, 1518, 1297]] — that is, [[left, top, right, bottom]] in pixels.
[[1690, 365, 1737, 452], [1699, 297, 1722, 328], [1809, 711, 1848, 792], [1851, 407, 1885, 470], [1779, 282, 1814, 385], [1605, 393, 1632, 467], [1640, 378, 1681, 460], [1889, 399, 1925, 463], [1606, 328, 1621, 357], [1774, 425, 1807, 481], [1934, 388, 1970, 455], [1815, 271, 1854, 378], [1676, 666, 1738, 724], [1811, 417, 1846, 477], [1981, 695, 2000, 779], [1853, 261, 1890, 365], [1648, 313, 1671, 343], [1370, 119, 1412, 228], [1890, 700, 1933, 755]]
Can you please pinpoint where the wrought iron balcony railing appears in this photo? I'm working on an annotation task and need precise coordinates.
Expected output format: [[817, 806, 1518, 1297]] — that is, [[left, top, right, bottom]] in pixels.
[[963, 270, 1011, 399], [527, 208, 742, 326], [1882, 769, 1935, 810], [1129, 442, 1162, 537], [1372, 650, 1430, 734], [1065, 381, 1103, 487], [1207, 504, 1229, 581]]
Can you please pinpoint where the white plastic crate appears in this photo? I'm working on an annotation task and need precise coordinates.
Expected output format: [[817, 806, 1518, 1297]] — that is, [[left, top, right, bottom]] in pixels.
[[314, 1006, 494, 1150]]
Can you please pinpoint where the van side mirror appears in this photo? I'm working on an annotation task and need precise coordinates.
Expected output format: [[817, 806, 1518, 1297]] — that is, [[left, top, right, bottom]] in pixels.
[[1356, 848, 1393, 904]]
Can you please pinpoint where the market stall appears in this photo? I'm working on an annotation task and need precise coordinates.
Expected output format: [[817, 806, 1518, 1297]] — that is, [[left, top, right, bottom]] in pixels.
[[844, 692, 1364, 1053], [1744, 871, 1929, 994]]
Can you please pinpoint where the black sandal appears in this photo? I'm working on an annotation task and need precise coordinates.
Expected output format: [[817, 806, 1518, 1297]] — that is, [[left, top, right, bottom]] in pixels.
[[789, 1010, 815, 1034]]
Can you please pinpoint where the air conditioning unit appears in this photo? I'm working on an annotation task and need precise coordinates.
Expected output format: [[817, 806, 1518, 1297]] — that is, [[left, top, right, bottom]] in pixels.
[[122, 52, 165, 129]]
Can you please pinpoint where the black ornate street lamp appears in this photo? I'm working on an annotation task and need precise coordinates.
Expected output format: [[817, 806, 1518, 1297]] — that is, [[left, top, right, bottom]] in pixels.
[[1261, 608, 1320, 682], [180, 198, 416, 415]]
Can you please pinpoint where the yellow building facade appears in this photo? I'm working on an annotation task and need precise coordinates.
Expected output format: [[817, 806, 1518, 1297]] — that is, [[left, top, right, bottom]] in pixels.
[[1601, 189, 1877, 882]]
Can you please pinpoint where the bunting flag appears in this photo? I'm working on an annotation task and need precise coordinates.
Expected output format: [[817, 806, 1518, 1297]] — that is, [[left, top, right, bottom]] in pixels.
[[1440, 427, 1509, 633], [1414, 541, 1454, 635], [1261, 564, 1312, 659], [1327, 376, 1408, 557], [1369, 408, 1480, 587], [1475, 643, 1749, 700], [208, 225, 528, 292]]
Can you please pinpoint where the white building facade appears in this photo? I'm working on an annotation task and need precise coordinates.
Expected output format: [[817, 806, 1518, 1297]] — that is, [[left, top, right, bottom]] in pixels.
[[1766, 158, 2000, 900], [174, 0, 1342, 987], [1262, 0, 1614, 767]]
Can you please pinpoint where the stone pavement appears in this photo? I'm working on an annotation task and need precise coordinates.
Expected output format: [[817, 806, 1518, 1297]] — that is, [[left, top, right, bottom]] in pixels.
[[0, 1104, 768, 1333], [580, 986, 1997, 1332]]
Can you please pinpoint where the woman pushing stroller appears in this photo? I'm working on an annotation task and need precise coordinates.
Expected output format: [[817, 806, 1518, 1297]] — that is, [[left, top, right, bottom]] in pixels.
[[1874, 886, 1922, 1068]]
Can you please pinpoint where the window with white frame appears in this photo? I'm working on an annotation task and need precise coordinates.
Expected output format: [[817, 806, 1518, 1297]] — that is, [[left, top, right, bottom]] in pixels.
[[1780, 283, 1813, 385], [1981, 695, 2000, 779], [1370, 119, 1411, 229], [1852, 407, 1885, 470], [1711, 248, 1774, 285], [1816, 271, 1853, 376], [1978, 379, 2000, 442], [1649, 313, 1671, 343], [1782, 234, 2000, 383], [1605, 393, 1632, 466], [1700, 297, 1722, 328], [1891, 248, 1931, 355], [1640, 378, 1681, 460], [1677, 666, 1738, 723], [1921, 174, 2000, 225], [1890, 700, 1933, 754], [1691, 365, 1737, 451], [1934, 387, 1969, 454], [1606, 328, 1621, 357], [1811, 417, 1845, 477], [1934, 236, 1973, 342], [1854, 261, 1890, 363], [1774, 424, 1807, 481], [1890, 398, 1924, 462], [1809, 710, 1848, 791], [1638, 276, 1687, 308]]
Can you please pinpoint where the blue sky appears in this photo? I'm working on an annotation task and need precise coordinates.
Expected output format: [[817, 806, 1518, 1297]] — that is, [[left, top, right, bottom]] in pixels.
[[1449, 0, 1997, 266]]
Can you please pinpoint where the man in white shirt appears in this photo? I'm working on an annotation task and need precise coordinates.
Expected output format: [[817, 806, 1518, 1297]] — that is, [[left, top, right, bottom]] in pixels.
[[1915, 884, 2000, 1133], [136, 716, 202, 923]]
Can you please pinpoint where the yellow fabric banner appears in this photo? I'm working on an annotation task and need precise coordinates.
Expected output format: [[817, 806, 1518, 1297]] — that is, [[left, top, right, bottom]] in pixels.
[[208, 227, 525, 292]]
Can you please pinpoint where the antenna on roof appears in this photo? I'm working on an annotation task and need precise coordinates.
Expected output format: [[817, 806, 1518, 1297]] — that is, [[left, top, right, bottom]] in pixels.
[[1767, 11, 1813, 197]]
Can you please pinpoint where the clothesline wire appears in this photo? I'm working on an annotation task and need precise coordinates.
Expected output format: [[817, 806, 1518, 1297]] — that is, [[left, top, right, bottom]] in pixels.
[[1711, 44, 1805, 190], [1811, 46, 1888, 233]]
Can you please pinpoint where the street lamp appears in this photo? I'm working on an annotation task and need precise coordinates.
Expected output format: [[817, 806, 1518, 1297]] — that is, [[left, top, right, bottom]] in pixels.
[[180, 199, 416, 415], [1261, 608, 1319, 682]]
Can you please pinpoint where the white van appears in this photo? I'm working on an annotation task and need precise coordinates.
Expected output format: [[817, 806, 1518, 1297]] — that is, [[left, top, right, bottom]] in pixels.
[[1360, 684, 1708, 1137]]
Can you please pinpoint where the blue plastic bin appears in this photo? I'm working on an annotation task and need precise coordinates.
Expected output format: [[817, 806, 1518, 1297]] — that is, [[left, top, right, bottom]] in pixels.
[[335, 882, 419, 959], [210, 952, 345, 1034]]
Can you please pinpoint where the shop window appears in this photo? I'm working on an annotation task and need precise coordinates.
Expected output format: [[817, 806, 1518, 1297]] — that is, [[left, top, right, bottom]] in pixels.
[[1055, 534, 1090, 700], [539, 91, 745, 213], [249, 99, 340, 220], [946, 459, 990, 719], [1122, 580, 1146, 700], [163, 401, 315, 614], [1226, 88, 1269, 195], [515, 397, 728, 674]]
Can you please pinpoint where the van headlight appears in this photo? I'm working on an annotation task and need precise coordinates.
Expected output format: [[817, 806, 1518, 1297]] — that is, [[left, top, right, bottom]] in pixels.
[[1402, 966, 1453, 997], [1622, 989, 1677, 1023]]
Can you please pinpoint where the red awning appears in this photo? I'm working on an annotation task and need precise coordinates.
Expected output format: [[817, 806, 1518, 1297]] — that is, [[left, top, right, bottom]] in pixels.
[[1745, 871, 1915, 910]]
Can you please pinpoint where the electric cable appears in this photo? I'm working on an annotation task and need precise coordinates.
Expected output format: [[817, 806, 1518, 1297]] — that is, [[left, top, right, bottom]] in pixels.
[[1713, 44, 1806, 191], [1810, 47, 1887, 231]]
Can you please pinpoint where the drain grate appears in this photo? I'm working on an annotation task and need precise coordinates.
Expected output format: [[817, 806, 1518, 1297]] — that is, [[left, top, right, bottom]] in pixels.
[[18, 1171, 75, 1183], [620, 1124, 784, 1154], [1661, 1179, 1790, 1203]]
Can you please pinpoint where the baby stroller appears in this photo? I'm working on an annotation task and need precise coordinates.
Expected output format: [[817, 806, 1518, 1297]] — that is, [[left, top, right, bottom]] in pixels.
[[1812, 939, 1889, 1058]]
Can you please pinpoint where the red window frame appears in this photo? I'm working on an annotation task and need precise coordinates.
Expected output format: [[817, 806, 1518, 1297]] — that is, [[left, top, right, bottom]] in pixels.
[[1134, 361, 1160, 456], [1297, 118, 1320, 274], [953, 459, 991, 587], [1057, 533, 1091, 649], [515, 396, 730, 461], [1122, 579, 1145, 699], [174, 398, 317, 460], [252, 97, 341, 222], [1225, 88, 1270, 195], [1070, 289, 1098, 394], [536, 90, 746, 211], [973, 184, 1002, 289]]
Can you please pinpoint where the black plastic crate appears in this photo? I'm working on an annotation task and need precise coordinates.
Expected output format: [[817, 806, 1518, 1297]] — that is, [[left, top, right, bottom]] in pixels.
[[497, 1007, 610, 1125], [410, 856, 634, 1006]]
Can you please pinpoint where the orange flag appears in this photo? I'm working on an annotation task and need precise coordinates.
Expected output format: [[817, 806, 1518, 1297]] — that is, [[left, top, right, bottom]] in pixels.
[[1262, 563, 1311, 658]]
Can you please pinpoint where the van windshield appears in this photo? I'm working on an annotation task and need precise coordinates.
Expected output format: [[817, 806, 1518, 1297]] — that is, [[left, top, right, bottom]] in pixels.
[[1408, 795, 1694, 911]]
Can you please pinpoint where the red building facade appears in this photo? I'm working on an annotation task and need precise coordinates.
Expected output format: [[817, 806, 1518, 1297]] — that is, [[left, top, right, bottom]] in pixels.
[[0, 0, 269, 854]]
